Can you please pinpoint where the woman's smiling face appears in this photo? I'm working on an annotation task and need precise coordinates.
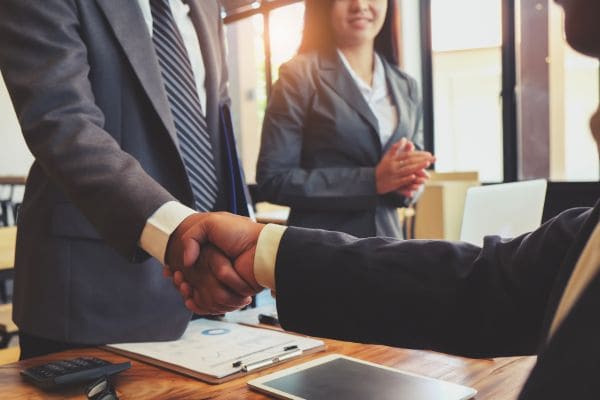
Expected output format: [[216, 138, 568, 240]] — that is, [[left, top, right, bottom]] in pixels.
[[330, 0, 388, 48]]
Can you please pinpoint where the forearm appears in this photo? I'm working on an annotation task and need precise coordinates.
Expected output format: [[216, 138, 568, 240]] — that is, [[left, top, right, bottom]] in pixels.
[[0, 0, 177, 258], [271, 209, 588, 357]]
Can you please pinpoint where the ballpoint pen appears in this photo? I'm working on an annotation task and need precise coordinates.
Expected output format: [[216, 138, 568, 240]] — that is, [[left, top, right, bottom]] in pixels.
[[232, 345, 302, 373]]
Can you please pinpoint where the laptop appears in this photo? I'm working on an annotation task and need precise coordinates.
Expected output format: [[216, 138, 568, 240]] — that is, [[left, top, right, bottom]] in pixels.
[[460, 179, 547, 246]]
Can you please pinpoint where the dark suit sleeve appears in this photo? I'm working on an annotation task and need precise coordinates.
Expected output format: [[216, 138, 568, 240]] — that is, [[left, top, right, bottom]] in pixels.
[[275, 207, 592, 358], [256, 62, 379, 211], [0, 1, 175, 258]]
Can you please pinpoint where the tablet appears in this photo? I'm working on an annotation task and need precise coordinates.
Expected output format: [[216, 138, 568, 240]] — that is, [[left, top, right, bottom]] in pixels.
[[248, 354, 477, 400]]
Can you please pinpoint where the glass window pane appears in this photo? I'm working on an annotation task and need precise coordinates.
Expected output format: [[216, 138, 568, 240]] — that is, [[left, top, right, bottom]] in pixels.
[[268, 2, 305, 83], [431, 0, 504, 182], [225, 3, 305, 184], [398, 0, 423, 89], [517, 0, 598, 182], [225, 14, 266, 183], [548, 2, 599, 181]]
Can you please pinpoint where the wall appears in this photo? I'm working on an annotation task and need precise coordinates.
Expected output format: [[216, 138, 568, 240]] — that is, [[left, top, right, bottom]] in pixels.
[[0, 71, 32, 175], [0, 70, 32, 201]]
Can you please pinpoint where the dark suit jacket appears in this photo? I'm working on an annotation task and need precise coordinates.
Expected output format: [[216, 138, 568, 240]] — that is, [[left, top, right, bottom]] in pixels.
[[275, 201, 600, 398], [0, 0, 230, 344], [256, 50, 423, 238]]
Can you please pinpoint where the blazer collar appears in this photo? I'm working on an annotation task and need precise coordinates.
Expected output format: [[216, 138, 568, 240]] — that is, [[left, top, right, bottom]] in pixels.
[[318, 50, 380, 141], [95, 0, 178, 146], [539, 199, 600, 346], [382, 58, 412, 152]]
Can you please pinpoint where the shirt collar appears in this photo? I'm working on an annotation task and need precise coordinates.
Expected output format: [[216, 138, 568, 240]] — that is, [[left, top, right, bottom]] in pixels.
[[336, 49, 387, 102]]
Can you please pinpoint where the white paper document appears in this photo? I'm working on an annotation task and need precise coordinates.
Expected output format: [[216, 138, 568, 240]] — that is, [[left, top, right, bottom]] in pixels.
[[107, 319, 324, 380]]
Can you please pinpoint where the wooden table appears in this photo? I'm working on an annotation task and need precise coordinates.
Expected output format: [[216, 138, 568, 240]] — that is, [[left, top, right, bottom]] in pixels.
[[0, 304, 17, 348], [0, 339, 536, 399], [0, 177, 26, 186], [0, 227, 16, 271], [0, 227, 16, 304]]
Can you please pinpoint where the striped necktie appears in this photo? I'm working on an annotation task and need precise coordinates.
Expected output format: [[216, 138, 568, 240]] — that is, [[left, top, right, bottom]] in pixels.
[[150, 0, 218, 211]]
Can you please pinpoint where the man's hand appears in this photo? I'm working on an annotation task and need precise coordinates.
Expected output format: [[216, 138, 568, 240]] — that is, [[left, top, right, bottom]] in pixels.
[[164, 212, 265, 314], [166, 244, 254, 314]]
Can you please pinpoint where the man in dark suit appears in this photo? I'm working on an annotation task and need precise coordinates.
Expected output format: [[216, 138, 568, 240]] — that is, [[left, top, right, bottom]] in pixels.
[[0, 0, 257, 358], [170, 0, 600, 397]]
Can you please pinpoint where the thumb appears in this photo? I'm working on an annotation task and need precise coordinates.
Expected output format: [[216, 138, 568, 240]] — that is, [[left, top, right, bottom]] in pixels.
[[182, 237, 201, 269], [387, 141, 404, 158], [398, 137, 407, 149]]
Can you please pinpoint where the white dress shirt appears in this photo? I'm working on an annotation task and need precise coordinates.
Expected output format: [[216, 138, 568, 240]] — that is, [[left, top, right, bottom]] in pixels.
[[136, 0, 207, 111], [337, 50, 398, 148], [137, 0, 207, 264]]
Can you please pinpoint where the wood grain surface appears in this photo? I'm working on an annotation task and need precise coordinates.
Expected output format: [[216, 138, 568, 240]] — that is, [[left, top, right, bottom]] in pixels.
[[0, 226, 16, 270], [0, 338, 536, 399], [0, 176, 26, 186]]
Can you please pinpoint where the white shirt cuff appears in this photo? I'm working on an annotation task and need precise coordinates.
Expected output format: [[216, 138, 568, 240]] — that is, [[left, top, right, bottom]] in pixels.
[[139, 201, 196, 265], [254, 224, 287, 290]]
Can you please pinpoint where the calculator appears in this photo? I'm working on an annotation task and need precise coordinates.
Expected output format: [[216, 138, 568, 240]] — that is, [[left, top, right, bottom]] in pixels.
[[21, 357, 131, 390]]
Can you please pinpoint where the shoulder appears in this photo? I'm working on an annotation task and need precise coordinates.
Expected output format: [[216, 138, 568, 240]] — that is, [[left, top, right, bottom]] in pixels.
[[279, 51, 320, 77], [380, 56, 420, 100], [275, 51, 321, 90]]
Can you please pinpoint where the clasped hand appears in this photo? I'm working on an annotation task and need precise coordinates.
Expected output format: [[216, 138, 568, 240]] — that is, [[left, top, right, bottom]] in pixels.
[[375, 138, 435, 197], [163, 212, 265, 315]]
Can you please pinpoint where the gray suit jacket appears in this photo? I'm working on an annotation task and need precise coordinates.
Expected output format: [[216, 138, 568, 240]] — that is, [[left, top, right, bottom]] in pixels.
[[256, 50, 423, 238], [0, 0, 229, 344]]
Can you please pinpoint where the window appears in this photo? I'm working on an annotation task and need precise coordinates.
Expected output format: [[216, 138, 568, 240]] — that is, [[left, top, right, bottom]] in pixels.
[[225, 14, 266, 184], [268, 3, 305, 83], [517, 0, 599, 182], [429, 0, 504, 182], [223, 0, 304, 183]]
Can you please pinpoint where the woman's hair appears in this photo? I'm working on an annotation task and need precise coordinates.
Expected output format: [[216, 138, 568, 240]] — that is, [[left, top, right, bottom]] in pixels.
[[297, 0, 398, 65]]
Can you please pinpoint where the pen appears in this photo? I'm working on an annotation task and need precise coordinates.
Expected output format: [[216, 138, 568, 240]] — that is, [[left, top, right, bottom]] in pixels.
[[231, 345, 302, 372]]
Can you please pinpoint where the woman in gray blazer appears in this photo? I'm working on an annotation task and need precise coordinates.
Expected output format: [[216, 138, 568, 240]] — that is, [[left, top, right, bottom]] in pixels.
[[256, 0, 435, 238]]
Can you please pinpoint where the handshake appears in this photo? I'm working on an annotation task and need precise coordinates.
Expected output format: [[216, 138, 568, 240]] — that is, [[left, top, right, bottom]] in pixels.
[[163, 212, 268, 315]]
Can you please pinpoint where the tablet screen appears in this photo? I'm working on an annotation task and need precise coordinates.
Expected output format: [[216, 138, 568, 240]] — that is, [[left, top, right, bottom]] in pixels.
[[249, 355, 476, 400]]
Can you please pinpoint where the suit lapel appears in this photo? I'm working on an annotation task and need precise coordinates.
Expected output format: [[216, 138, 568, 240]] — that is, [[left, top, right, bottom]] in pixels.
[[95, 0, 178, 146], [318, 51, 380, 145], [381, 59, 409, 153]]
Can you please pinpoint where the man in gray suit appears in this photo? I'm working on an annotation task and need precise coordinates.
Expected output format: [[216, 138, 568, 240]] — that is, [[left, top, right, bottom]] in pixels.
[[0, 0, 257, 358]]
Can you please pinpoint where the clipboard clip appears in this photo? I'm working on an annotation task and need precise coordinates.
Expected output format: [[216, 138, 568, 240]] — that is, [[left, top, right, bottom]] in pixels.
[[232, 345, 302, 373]]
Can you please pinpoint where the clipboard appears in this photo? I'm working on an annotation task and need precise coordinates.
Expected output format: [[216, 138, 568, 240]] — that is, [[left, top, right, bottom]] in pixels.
[[105, 319, 325, 384]]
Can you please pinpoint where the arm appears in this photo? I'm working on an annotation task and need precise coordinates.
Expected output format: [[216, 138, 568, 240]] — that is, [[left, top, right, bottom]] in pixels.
[[168, 207, 590, 356], [0, 1, 174, 258], [275, 208, 592, 358]]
